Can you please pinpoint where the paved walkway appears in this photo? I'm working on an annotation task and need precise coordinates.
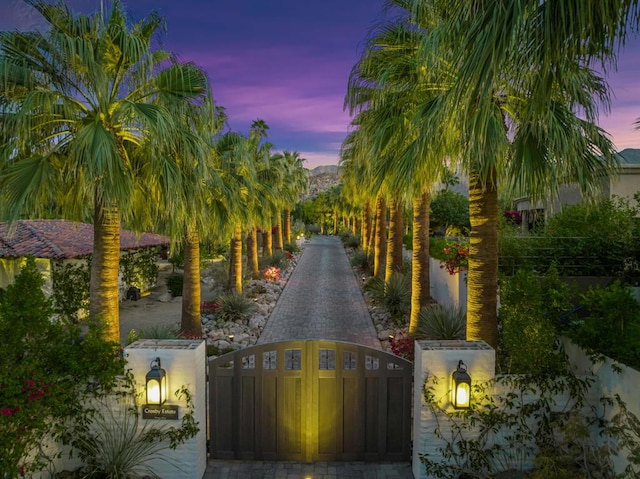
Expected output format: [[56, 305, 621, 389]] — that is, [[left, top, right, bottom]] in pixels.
[[258, 235, 380, 349], [204, 459, 414, 478], [209, 236, 413, 479]]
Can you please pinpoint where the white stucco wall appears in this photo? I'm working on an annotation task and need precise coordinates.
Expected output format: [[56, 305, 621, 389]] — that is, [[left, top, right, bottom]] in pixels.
[[125, 340, 207, 479], [429, 258, 467, 313]]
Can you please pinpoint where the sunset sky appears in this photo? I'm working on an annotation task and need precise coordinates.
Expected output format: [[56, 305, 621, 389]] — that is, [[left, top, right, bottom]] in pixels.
[[2, 0, 640, 168]]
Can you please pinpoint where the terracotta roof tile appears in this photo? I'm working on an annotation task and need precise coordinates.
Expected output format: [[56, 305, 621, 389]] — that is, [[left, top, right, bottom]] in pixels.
[[0, 220, 169, 259]]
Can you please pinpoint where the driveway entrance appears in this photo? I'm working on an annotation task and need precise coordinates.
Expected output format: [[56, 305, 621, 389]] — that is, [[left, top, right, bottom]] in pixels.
[[208, 340, 412, 462]]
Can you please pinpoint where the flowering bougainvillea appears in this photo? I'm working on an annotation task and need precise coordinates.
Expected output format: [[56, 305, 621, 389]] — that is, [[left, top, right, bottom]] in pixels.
[[440, 241, 469, 275], [0, 258, 126, 476], [503, 210, 523, 225], [201, 299, 221, 315], [390, 332, 415, 362], [263, 266, 281, 282]]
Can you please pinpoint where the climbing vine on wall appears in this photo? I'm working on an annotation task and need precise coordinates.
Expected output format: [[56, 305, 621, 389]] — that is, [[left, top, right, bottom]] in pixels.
[[51, 259, 90, 324], [120, 247, 160, 290], [419, 364, 640, 478]]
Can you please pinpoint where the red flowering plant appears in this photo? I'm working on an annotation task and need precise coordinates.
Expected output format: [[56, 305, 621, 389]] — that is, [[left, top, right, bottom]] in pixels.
[[440, 240, 469, 275], [263, 266, 281, 282], [201, 298, 222, 315], [503, 210, 522, 225], [390, 332, 415, 362]]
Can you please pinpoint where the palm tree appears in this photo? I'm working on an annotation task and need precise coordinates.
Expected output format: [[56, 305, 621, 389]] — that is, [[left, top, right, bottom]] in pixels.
[[0, 1, 208, 342], [282, 151, 308, 244], [214, 131, 255, 294], [345, 7, 442, 330], [400, 0, 619, 347]]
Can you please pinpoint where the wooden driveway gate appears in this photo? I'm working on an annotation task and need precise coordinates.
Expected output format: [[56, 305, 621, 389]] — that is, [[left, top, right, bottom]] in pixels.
[[208, 340, 412, 462]]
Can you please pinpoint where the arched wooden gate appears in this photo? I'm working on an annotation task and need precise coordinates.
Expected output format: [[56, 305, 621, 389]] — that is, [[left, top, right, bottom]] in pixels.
[[208, 340, 412, 462]]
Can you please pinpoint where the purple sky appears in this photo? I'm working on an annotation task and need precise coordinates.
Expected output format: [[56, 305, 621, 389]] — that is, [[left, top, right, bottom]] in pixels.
[[2, 1, 640, 168]]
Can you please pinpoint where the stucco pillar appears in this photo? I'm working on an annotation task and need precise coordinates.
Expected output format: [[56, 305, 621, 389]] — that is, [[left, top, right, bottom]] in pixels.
[[125, 339, 207, 479], [412, 340, 495, 479]]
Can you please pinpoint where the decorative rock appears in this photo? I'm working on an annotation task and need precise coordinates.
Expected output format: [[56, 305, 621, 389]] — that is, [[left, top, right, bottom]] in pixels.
[[378, 330, 395, 341], [158, 292, 172, 303], [249, 314, 266, 330]]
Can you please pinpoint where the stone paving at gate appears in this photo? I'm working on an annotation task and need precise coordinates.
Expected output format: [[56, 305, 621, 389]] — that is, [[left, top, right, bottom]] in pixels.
[[258, 235, 380, 348], [207, 235, 414, 479], [203, 460, 414, 479]]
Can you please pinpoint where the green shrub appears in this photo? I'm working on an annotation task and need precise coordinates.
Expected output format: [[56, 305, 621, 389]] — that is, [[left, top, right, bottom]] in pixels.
[[217, 293, 257, 323], [341, 232, 360, 249], [499, 197, 640, 278], [284, 242, 300, 254], [430, 189, 470, 235], [0, 258, 125, 477], [498, 265, 572, 374], [364, 273, 411, 323], [51, 259, 90, 324], [569, 280, 640, 369], [260, 251, 289, 270], [166, 273, 184, 297], [429, 237, 449, 263], [350, 250, 371, 273], [415, 303, 466, 340]]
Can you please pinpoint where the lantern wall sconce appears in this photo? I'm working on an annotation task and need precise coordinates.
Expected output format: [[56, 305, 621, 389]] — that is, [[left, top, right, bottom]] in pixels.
[[451, 360, 471, 409], [146, 357, 167, 405]]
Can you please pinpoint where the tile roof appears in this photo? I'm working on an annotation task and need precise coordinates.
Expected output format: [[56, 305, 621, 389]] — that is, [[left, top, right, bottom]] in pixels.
[[0, 220, 169, 260]]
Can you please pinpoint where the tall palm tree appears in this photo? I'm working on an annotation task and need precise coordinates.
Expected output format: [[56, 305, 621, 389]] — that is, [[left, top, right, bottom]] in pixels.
[[401, 0, 619, 347], [0, 1, 208, 342], [214, 131, 255, 294], [155, 97, 225, 337], [345, 7, 442, 330], [282, 150, 308, 244]]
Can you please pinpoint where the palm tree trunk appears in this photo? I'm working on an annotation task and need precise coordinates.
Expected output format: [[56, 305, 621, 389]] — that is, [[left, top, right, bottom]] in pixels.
[[361, 202, 371, 254], [181, 224, 202, 336], [229, 224, 243, 294], [275, 213, 284, 251], [410, 189, 431, 334], [333, 208, 339, 235], [385, 196, 404, 282], [262, 227, 273, 257], [90, 198, 120, 343], [373, 195, 387, 279], [247, 227, 260, 279], [284, 208, 291, 244], [467, 168, 499, 348]]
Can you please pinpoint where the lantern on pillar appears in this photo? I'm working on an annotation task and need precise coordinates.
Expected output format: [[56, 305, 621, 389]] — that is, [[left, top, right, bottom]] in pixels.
[[451, 360, 471, 409], [146, 357, 167, 405]]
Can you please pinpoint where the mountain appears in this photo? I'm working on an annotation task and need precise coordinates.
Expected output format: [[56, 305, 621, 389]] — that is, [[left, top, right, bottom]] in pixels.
[[303, 165, 341, 200], [618, 148, 640, 164]]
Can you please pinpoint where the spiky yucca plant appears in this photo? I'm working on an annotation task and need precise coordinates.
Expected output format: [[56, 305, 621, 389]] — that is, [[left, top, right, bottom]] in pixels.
[[415, 303, 466, 340], [217, 293, 258, 323], [365, 273, 411, 323]]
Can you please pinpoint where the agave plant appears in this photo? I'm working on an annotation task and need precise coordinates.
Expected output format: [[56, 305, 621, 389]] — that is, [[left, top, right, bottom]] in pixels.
[[217, 293, 258, 323], [364, 273, 411, 323], [415, 303, 466, 340]]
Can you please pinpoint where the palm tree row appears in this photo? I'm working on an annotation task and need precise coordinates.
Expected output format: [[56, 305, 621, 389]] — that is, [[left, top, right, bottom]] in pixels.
[[340, 0, 636, 347], [0, 1, 308, 343]]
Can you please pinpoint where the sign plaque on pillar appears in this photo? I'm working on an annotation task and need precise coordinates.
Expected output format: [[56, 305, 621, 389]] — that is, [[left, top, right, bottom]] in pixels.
[[142, 404, 180, 420]]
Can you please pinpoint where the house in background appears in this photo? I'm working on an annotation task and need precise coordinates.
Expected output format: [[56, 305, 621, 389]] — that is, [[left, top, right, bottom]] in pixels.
[[513, 148, 640, 231], [0, 219, 169, 300]]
